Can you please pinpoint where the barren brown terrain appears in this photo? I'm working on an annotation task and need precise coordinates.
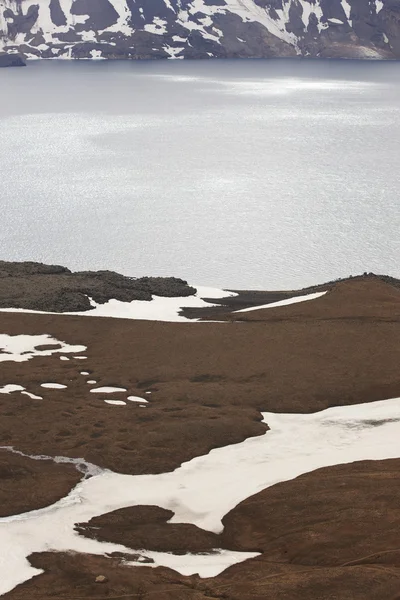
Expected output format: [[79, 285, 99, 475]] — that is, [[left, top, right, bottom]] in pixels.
[[0, 274, 399, 599], [6, 460, 400, 600], [0, 450, 81, 517]]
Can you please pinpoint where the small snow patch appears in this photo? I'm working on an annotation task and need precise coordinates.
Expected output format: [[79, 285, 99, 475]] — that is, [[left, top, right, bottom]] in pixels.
[[104, 400, 126, 406], [87, 380, 97, 385], [0, 385, 25, 394], [127, 396, 149, 404], [40, 383, 67, 390], [21, 391, 43, 400], [80, 372, 90, 376], [91, 387, 127, 394]]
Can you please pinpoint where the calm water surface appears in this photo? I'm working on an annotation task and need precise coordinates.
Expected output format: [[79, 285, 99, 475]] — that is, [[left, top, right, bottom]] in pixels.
[[0, 59, 399, 289]]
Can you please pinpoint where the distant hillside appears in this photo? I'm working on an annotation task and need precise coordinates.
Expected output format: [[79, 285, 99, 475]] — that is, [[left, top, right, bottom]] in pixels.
[[0, 0, 399, 61]]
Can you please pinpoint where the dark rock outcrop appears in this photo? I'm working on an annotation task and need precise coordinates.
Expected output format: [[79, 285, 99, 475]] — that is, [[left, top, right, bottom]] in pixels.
[[0, 261, 196, 313], [0, 52, 25, 67]]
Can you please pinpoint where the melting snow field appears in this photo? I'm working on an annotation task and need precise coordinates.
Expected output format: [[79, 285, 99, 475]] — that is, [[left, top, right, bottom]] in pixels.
[[0, 287, 237, 322], [1, 396, 400, 595]]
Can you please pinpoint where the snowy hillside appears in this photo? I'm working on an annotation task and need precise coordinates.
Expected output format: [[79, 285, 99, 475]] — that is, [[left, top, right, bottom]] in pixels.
[[0, 0, 399, 60]]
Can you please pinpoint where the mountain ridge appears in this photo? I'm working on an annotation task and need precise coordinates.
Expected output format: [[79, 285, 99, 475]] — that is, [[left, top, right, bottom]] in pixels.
[[1, 0, 400, 62]]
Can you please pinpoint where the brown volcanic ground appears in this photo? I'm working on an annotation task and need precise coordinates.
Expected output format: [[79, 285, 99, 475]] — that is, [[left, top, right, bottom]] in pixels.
[[6, 460, 400, 600], [0, 275, 400, 598], [0, 450, 81, 517]]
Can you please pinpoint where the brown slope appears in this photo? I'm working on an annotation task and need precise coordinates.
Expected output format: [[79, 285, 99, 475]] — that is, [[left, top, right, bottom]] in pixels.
[[232, 277, 400, 321]]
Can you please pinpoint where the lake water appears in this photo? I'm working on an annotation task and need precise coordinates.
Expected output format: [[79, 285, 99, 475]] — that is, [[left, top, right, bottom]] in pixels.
[[0, 59, 399, 290]]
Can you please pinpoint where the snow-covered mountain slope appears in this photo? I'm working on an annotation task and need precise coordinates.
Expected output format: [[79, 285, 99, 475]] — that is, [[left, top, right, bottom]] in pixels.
[[0, 0, 399, 60]]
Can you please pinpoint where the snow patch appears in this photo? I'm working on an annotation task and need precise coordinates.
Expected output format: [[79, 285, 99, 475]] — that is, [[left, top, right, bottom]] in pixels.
[[0, 334, 86, 363], [40, 383, 67, 389], [235, 291, 327, 313], [127, 396, 149, 403], [90, 387, 127, 393], [0, 385, 43, 400], [0, 385, 25, 394], [144, 18, 168, 35], [104, 399, 126, 405]]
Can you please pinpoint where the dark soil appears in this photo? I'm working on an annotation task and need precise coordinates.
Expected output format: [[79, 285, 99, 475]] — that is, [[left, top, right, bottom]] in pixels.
[[0, 449, 81, 517]]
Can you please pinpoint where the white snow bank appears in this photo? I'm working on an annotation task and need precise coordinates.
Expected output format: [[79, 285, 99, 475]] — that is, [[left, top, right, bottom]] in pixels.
[[1, 396, 400, 595], [0, 287, 236, 323], [235, 291, 327, 313], [80, 287, 237, 322], [0, 334, 86, 363]]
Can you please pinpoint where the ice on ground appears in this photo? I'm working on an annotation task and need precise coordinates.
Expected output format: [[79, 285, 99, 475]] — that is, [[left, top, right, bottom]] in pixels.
[[1, 396, 400, 595], [104, 400, 126, 406], [235, 291, 327, 313], [0, 334, 86, 363], [127, 396, 148, 403], [40, 383, 67, 390], [90, 387, 127, 393]]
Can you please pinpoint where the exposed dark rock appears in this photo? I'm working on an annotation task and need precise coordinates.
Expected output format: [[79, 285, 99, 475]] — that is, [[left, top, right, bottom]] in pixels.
[[0, 52, 25, 67], [0, 261, 196, 313]]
